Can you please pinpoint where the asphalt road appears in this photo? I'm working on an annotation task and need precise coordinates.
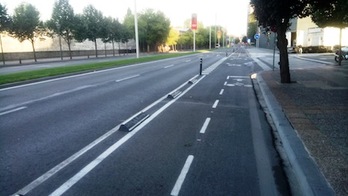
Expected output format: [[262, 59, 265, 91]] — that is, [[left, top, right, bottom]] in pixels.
[[0, 48, 290, 195]]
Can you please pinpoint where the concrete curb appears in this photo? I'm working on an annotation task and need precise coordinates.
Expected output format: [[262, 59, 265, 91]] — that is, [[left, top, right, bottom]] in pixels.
[[256, 74, 335, 196]]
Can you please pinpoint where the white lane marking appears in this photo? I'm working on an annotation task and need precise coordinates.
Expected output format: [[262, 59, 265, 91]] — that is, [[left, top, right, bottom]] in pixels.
[[227, 76, 249, 79], [185, 59, 191, 62], [115, 74, 140, 82], [164, 64, 175, 69], [170, 155, 194, 196], [224, 81, 227, 86], [212, 100, 219, 108], [219, 89, 224, 95], [14, 74, 202, 196], [0, 106, 27, 116], [48, 75, 206, 196], [199, 118, 211, 134], [1, 85, 95, 112]]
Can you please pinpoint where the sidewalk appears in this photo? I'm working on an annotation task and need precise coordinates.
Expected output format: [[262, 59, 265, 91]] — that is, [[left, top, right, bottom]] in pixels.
[[248, 47, 348, 195]]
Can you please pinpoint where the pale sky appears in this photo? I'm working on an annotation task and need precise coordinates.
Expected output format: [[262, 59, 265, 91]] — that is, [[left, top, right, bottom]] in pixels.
[[1, 0, 250, 36]]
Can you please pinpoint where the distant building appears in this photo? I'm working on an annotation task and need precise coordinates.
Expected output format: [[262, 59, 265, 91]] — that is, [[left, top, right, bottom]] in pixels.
[[287, 17, 348, 49], [257, 17, 348, 50]]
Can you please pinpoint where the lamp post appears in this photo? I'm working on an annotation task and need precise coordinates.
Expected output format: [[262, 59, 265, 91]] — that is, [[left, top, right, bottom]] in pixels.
[[134, 0, 140, 58]]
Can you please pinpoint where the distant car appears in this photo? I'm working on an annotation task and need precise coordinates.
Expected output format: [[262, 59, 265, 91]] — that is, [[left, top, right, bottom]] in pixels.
[[341, 47, 348, 53], [215, 44, 220, 49]]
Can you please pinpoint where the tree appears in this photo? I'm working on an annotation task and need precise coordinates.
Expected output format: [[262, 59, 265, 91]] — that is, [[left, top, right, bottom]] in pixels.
[[195, 22, 210, 49], [100, 16, 113, 56], [178, 30, 193, 50], [0, 3, 11, 65], [250, 0, 311, 83], [242, 36, 248, 44], [138, 9, 170, 52], [247, 13, 257, 44], [11, 3, 42, 62], [121, 8, 134, 53], [71, 14, 86, 43], [82, 5, 104, 57], [166, 28, 179, 51], [102, 17, 123, 56], [310, 0, 348, 65], [46, 0, 76, 59]]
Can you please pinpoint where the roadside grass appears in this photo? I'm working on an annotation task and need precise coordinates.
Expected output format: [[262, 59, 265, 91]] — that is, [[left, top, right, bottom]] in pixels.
[[0, 52, 198, 85]]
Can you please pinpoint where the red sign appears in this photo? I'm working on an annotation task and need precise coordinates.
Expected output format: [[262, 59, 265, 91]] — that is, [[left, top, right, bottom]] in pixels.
[[191, 14, 197, 30]]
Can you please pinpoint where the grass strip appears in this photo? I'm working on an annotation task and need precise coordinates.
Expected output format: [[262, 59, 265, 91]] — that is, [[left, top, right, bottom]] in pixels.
[[0, 52, 197, 85]]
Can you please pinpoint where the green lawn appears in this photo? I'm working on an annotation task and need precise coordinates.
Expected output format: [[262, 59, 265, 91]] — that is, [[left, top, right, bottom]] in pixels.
[[0, 52, 198, 85]]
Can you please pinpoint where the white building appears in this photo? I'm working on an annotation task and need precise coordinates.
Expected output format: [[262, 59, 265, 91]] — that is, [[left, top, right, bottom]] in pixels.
[[287, 17, 348, 49]]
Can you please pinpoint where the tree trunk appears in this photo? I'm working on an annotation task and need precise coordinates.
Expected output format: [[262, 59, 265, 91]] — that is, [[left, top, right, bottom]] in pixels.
[[118, 41, 121, 56], [339, 28, 342, 66], [94, 39, 98, 58], [112, 40, 115, 56], [0, 35, 5, 65], [31, 39, 37, 62], [104, 42, 107, 57], [68, 39, 72, 60], [276, 21, 291, 83]]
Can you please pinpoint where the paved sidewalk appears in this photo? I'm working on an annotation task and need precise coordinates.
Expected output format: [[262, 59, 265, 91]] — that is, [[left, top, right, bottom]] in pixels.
[[248, 47, 348, 195]]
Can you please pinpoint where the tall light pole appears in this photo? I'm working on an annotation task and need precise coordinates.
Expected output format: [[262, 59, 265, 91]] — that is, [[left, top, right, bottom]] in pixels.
[[134, 0, 140, 58], [209, 26, 212, 50]]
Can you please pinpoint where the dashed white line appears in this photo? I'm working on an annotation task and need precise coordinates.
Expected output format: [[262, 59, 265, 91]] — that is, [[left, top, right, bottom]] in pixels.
[[171, 155, 194, 196], [164, 64, 175, 69], [46, 75, 206, 196], [0, 106, 27, 116], [212, 100, 219, 108], [219, 89, 224, 95], [199, 118, 211, 134], [115, 74, 140, 82]]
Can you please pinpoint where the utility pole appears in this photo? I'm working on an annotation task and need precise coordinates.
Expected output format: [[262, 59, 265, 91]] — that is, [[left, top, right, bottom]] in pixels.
[[134, 0, 139, 58]]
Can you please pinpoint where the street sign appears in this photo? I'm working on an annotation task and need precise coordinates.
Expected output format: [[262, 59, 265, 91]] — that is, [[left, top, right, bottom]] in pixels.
[[191, 14, 197, 30], [254, 33, 260, 40]]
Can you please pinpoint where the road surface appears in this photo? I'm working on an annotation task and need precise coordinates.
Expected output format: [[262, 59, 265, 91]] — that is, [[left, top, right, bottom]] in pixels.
[[0, 48, 290, 195]]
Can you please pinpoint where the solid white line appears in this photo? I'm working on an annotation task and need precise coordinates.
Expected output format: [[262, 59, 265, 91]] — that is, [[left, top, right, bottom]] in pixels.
[[115, 74, 140, 82], [0, 106, 27, 116], [164, 64, 175, 69], [212, 100, 219, 108], [199, 118, 211, 134], [170, 155, 194, 196], [219, 89, 224, 95], [48, 75, 206, 196], [14, 74, 202, 196]]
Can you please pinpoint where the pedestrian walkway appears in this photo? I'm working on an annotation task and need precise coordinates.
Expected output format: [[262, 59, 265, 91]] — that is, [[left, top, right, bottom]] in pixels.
[[247, 47, 348, 196]]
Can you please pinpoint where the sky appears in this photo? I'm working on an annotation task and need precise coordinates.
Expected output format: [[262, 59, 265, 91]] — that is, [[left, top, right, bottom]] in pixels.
[[1, 0, 250, 36]]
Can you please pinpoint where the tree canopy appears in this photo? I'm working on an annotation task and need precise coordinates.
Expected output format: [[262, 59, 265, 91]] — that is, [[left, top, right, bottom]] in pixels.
[[47, 0, 76, 59], [0, 3, 11, 32], [11, 3, 42, 62], [251, 0, 312, 83], [138, 9, 170, 52]]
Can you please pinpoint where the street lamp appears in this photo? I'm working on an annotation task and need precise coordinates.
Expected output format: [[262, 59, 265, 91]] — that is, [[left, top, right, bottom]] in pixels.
[[134, 0, 140, 58]]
